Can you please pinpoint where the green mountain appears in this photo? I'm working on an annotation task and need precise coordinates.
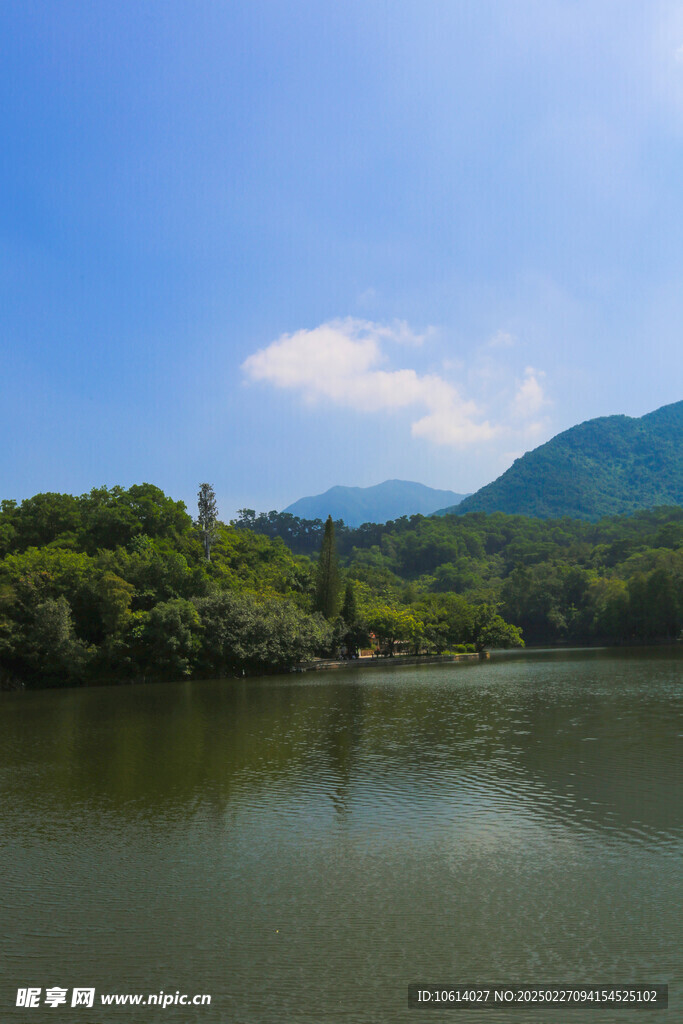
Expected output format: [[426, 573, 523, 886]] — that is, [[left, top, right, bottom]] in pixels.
[[439, 400, 683, 521], [284, 479, 468, 526]]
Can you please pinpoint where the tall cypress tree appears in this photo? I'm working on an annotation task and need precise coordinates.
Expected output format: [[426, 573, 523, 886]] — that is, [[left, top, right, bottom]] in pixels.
[[341, 580, 357, 625], [197, 483, 218, 561], [314, 515, 342, 618], [340, 579, 369, 657]]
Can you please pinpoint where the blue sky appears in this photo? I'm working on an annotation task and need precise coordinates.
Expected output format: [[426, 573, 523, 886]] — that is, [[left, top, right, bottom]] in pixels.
[[2, 1, 682, 518]]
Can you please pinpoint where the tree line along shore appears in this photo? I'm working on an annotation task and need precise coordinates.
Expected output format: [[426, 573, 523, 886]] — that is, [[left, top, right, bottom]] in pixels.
[[0, 484, 681, 690]]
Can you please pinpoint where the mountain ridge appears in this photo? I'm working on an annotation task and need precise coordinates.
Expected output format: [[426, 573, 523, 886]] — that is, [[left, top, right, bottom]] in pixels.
[[284, 479, 468, 526], [437, 399, 683, 521]]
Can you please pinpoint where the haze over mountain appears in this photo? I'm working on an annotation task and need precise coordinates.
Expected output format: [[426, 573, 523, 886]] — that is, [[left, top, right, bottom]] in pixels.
[[438, 400, 683, 521], [284, 480, 468, 527]]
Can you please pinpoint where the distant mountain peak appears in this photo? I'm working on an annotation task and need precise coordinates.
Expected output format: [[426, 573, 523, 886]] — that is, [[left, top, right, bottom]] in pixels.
[[284, 479, 468, 527]]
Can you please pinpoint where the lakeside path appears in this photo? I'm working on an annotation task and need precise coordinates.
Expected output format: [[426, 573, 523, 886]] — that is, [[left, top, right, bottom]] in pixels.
[[297, 652, 487, 672]]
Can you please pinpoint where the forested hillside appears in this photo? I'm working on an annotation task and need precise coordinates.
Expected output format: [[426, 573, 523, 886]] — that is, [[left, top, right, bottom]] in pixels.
[[0, 485, 519, 690], [235, 504, 683, 645], [441, 400, 683, 520], [2, 485, 681, 690]]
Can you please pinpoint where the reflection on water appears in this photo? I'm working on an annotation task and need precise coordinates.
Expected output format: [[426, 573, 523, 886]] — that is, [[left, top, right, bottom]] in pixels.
[[1, 647, 681, 1022]]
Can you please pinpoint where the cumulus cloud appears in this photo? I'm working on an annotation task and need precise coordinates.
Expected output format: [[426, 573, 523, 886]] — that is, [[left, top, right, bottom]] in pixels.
[[242, 320, 556, 450], [242, 318, 497, 447], [510, 366, 551, 420]]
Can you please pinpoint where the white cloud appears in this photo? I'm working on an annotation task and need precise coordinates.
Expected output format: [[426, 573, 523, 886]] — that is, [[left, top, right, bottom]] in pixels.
[[242, 318, 496, 447], [485, 329, 515, 349], [242, 320, 558, 452], [510, 366, 551, 420], [412, 401, 498, 446], [371, 318, 433, 346]]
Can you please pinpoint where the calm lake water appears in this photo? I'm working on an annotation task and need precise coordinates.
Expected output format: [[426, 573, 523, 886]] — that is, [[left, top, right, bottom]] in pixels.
[[1, 648, 681, 1023]]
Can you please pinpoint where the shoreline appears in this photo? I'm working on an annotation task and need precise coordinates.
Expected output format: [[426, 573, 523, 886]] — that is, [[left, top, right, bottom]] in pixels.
[[296, 652, 488, 672], [4, 643, 681, 694]]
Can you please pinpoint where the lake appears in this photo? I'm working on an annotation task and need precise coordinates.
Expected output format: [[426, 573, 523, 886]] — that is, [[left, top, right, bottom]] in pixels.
[[1, 647, 681, 1022]]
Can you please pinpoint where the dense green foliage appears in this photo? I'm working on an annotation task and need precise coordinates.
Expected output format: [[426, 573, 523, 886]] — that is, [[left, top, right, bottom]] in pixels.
[[0, 484, 328, 688], [234, 508, 330, 555], [441, 400, 683, 520], [0, 484, 521, 690], [236, 503, 683, 646], [4, 482, 680, 690]]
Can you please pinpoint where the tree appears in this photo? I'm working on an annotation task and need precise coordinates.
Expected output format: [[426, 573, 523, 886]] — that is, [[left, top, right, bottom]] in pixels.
[[26, 596, 92, 685], [586, 578, 629, 641], [417, 593, 474, 653], [15, 492, 82, 550], [194, 591, 332, 676], [469, 603, 524, 653], [78, 484, 193, 553], [341, 580, 358, 625], [134, 598, 201, 678], [366, 603, 420, 656], [0, 499, 18, 557], [197, 483, 218, 561], [340, 581, 369, 655], [96, 572, 134, 637], [314, 515, 342, 618]]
